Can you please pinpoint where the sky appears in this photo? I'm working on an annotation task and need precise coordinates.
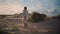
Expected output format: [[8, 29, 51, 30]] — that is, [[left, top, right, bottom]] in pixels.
[[0, 0, 60, 16]]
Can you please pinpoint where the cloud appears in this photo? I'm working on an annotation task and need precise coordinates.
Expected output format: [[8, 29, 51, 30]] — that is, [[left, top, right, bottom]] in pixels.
[[0, 0, 59, 16], [47, 8, 55, 13], [29, 0, 43, 9], [0, 0, 43, 14], [24, 0, 43, 13], [0, 0, 24, 14], [46, 8, 60, 16], [0, 4, 24, 14]]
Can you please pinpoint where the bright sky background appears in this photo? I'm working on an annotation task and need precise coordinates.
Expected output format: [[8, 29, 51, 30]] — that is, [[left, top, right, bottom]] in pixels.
[[0, 0, 60, 16]]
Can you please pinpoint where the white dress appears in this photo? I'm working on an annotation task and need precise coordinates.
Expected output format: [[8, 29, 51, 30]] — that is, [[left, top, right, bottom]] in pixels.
[[23, 9, 28, 23]]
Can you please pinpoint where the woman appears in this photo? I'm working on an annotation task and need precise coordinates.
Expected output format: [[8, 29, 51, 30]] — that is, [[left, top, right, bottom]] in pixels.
[[22, 7, 28, 28]]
